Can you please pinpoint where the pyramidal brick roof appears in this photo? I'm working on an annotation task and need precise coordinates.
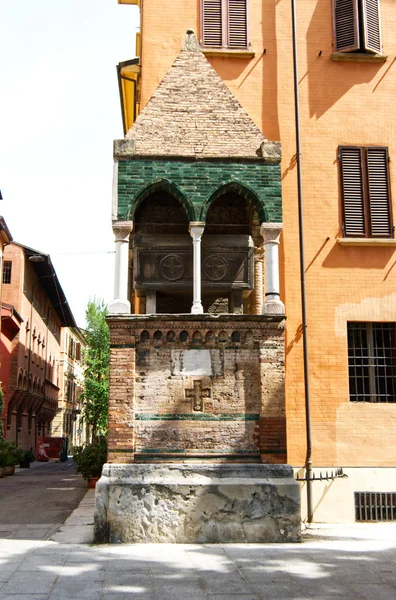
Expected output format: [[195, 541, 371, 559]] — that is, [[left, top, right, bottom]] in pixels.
[[120, 30, 280, 161]]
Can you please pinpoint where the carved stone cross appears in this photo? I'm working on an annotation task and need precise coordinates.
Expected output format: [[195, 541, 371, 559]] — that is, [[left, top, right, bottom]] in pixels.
[[185, 380, 211, 412]]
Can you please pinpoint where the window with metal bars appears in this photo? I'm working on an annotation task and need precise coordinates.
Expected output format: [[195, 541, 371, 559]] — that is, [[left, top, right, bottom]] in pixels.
[[201, 0, 249, 49], [2, 261, 12, 284], [333, 0, 382, 54], [348, 322, 396, 403], [355, 492, 396, 521], [339, 146, 393, 238]]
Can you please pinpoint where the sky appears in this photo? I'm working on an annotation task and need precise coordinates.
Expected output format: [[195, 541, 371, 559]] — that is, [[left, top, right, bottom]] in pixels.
[[0, 0, 140, 327]]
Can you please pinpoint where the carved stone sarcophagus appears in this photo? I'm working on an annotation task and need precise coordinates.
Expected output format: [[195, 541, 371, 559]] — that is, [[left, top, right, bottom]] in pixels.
[[133, 234, 254, 295]]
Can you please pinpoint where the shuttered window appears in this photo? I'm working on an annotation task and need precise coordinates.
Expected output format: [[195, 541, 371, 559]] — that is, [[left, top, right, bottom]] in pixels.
[[201, 0, 248, 49], [333, 0, 382, 54], [339, 146, 393, 238]]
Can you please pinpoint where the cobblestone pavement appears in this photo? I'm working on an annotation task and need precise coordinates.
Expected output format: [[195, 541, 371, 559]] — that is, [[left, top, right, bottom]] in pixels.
[[1, 482, 396, 600]]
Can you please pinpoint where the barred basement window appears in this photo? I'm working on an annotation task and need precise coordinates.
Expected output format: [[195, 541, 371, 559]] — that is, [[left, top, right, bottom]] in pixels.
[[339, 146, 393, 238], [201, 0, 249, 49], [355, 492, 396, 521], [348, 322, 396, 403], [333, 0, 382, 54], [2, 261, 12, 284]]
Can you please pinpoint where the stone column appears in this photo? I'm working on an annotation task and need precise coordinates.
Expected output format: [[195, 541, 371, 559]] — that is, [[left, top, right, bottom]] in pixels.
[[261, 223, 285, 315], [189, 222, 205, 314], [111, 162, 118, 221], [108, 220, 133, 314], [146, 291, 157, 314], [251, 247, 264, 314]]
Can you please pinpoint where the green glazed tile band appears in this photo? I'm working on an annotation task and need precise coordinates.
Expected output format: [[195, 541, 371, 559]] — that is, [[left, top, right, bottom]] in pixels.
[[110, 343, 135, 349], [135, 413, 260, 421]]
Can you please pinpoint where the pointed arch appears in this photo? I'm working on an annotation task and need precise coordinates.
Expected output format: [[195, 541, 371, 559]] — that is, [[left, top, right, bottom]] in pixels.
[[199, 180, 269, 223], [128, 179, 195, 222]]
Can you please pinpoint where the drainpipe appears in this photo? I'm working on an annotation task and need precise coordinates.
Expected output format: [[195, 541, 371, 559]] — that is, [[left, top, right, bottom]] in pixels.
[[291, 0, 313, 523]]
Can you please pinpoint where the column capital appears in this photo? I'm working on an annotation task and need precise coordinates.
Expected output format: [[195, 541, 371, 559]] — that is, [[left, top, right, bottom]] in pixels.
[[254, 246, 265, 260], [113, 220, 133, 243], [260, 222, 283, 244], [189, 222, 205, 239]]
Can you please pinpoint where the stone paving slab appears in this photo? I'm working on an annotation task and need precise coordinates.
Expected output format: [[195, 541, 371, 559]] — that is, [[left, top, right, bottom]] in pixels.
[[1, 489, 396, 599], [51, 489, 95, 544]]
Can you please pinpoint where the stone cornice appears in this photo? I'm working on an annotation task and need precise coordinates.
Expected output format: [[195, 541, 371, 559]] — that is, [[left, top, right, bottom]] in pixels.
[[114, 139, 281, 163], [107, 314, 285, 325]]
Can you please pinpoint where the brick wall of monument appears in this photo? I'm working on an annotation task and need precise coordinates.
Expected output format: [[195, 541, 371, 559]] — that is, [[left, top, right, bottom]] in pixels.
[[107, 315, 286, 464]]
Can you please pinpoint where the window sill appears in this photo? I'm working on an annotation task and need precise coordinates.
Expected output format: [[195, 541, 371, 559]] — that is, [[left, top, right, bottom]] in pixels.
[[337, 238, 396, 247], [330, 52, 387, 63], [201, 48, 255, 58]]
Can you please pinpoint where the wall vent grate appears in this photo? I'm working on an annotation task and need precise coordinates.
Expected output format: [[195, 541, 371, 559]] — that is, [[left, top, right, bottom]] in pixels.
[[355, 492, 396, 521]]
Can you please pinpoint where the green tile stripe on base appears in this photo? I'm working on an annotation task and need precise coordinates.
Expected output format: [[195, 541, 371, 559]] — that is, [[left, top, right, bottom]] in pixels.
[[110, 343, 135, 349], [108, 448, 135, 453], [262, 344, 282, 349], [137, 448, 259, 454], [134, 454, 260, 462], [135, 413, 260, 421]]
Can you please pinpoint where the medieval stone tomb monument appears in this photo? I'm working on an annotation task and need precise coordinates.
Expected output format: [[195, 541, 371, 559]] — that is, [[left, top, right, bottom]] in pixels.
[[94, 31, 300, 543]]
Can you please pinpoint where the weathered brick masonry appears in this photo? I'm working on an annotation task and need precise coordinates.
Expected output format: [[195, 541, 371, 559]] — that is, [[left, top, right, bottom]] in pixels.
[[107, 314, 286, 464]]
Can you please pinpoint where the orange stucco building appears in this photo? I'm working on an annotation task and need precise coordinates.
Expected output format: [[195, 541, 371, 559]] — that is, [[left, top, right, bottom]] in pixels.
[[116, 0, 396, 522]]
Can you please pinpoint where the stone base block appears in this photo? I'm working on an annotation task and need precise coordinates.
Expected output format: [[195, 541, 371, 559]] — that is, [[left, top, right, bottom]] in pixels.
[[94, 463, 301, 543]]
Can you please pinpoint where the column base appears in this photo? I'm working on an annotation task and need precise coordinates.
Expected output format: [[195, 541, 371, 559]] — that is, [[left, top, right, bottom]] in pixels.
[[191, 302, 204, 314], [262, 296, 285, 316], [108, 299, 131, 314]]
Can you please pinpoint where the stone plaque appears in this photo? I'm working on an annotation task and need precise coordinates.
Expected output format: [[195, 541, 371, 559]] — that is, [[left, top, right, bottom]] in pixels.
[[171, 349, 223, 376]]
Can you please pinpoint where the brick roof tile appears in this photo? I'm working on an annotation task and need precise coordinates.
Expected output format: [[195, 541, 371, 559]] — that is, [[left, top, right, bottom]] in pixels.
[[124, 32, 275, 160]]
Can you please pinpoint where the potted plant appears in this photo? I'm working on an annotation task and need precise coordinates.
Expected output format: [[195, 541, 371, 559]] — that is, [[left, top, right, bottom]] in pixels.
[[4, 443, 24, 475], [0, 440, 7, 478], [0, 441, 24, 475], [19, 448, 35, 469], [72, 439, 107, 487]]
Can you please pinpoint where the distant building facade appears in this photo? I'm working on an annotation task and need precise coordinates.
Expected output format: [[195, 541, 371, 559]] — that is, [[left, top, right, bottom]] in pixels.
[[0, 242, 78, 451], [52, 327, 87, 447]]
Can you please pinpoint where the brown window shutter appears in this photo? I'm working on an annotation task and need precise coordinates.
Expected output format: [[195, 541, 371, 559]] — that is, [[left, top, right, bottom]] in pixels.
[[339, 146, 366, 237], [366, 147, 392, 237], [228, 0, 248, 48], [362, 0, 382, 54], [333, 0, 360, 52], [202, 0, 223, 47]]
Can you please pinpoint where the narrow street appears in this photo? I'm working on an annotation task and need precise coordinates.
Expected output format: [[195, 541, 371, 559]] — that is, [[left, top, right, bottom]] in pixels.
[[0, 460, 87, 540], [1, 466, 396, 599]]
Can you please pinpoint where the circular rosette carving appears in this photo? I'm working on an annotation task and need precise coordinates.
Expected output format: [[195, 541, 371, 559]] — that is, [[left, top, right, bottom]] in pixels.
[[159, 254, 185, 281], [203, 255, 228, 281]]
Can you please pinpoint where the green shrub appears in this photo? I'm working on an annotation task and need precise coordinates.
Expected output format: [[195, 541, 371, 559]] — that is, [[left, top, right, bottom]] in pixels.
[[22, 449, 35, 463], [0, 440, 24, 467], [72, 439, 107, 480]]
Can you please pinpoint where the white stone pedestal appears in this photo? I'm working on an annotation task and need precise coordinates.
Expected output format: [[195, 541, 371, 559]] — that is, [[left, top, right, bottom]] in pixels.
[[94, 463, 301, 543]]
